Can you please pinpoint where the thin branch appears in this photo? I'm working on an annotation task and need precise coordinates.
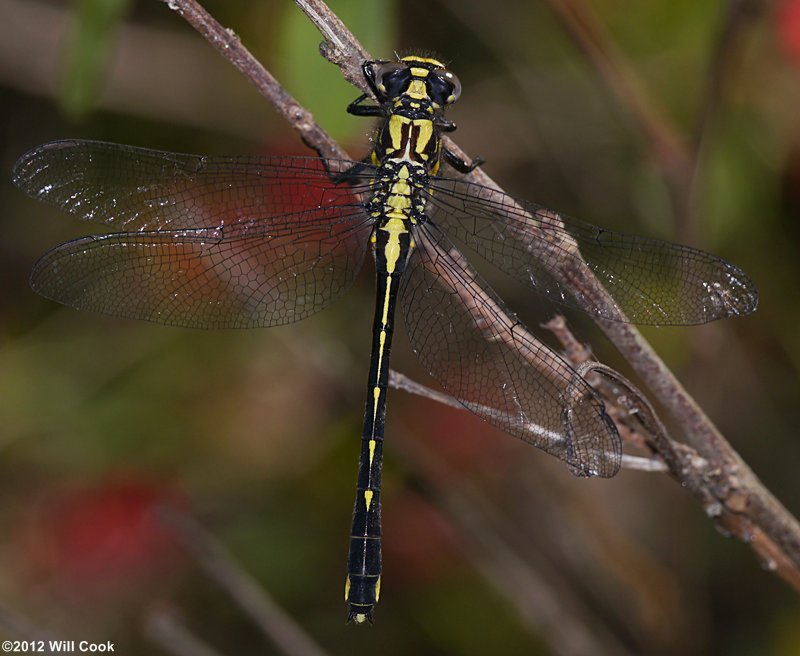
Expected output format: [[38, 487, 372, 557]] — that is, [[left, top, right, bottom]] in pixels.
[[684, 0, 769, 241], [293, 0, 369, 89], [540, 0, 768, 243], [389, 370, 465, 411], [620, 454, 668, 472], [389, 369, 667, 473], [144, 606, 226, 656], [546, 317, 800, 594], [539, 0, 692, 214], [160, 0, 800, 595], [543, 315, 668, 456], [392, 438, 637, 656], [0, 602, 59, 643], [159, 0, 346, 160], [158, 507, 330, 656]]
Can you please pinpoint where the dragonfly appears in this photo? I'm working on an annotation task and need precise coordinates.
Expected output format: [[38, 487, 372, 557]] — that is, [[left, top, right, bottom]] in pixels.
[[12, 55, 758, 624]]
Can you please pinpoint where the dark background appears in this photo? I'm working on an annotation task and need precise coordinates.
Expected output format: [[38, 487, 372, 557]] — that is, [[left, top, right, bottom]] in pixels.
[[0, 0, 799, 654]]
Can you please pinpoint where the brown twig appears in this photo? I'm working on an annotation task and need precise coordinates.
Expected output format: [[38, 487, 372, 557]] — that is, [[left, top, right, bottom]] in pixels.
[[160, 0, 800, 595], [546, 317, 800, 594], [684, 0, 769, 242], [0, 603, 59, 643], [392, 437, 637, 656], [539, 0, 692, 218], [293, 0, 369, 87], [159, 0, 346, 160], [158, 507, 330, 656], [540, 0, 768, 244], [542, 315, 668, 456], [389, 369, 667, 473], [143, 606, 226, 656]]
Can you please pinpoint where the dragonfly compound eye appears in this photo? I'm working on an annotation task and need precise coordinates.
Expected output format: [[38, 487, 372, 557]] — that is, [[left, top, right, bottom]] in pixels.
[[426, 69, 462, 106], [373, 62, 412, 99]]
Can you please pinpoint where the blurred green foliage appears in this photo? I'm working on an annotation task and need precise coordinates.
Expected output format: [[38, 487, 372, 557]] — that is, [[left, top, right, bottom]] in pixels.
[[61, 0, 133, 119], [274, 0, 395, 140]]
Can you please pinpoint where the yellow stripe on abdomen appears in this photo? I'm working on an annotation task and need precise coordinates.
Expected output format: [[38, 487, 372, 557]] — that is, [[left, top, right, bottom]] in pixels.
[[371, 217, 407, 429]]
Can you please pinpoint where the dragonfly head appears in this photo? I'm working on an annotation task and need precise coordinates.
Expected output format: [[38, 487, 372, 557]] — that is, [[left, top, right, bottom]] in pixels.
[[368, 55, 462, 111]]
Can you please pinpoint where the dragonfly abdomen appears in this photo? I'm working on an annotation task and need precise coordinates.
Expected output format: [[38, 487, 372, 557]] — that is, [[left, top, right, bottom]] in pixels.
[[345, 218, 413, 623]]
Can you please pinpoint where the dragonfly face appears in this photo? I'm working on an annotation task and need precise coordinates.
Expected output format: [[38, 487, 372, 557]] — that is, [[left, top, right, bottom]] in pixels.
[[11, 54, 758, 626], [368, 56, 461, 109]]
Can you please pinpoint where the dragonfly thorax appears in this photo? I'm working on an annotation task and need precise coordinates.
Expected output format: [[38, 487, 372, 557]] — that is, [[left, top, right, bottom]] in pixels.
[[367, 56, 461, 176], [372, 112, 442, 173]]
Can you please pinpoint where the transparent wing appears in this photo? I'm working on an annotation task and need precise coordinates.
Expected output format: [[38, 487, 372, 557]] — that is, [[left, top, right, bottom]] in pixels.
[[31, 214, 373, 329], [425, 177, 758, 326], [12, 139, 376, 231], [16, 140, 375, 328], [402, 223, 621, 477]]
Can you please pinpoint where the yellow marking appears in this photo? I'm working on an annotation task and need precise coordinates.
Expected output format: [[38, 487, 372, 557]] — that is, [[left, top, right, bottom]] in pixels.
[[402, 55, 445, 67], [388, 115, 406, 150], [409, 67, 430, 77], [375, 576, 381, 601], [371, 151, 380, 166], [387, 118, 437, 165], [369, 438, 376, 466], [373, 383, 381, 424], [390, 179, 411, 194], [345, 576, 351, 601], [354, 613, 368, 624], [414, 120, 433, 155], [390, 175, 411, 198], [387, 195, 411, 211], [391, 179, 411, 194], [382, 288, 392, 325], [407, 79, 427, 99], [364, 489, 374, 510], [382, 220, 405, 273], [370, 216, 409, 435]]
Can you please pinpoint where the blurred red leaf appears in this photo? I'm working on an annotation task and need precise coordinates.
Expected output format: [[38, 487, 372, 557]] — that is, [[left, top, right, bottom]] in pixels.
[[21, 476, 187, 600], [384, 491, 463, 588], [775, 0, 800, 64]]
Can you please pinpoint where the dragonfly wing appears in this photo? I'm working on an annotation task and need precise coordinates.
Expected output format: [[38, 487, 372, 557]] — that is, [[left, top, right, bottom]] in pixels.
[[425, 177, 758, 325], [31, 211, 373, 329], [13, 140, 374, 231], [401, 223, 621, 477]]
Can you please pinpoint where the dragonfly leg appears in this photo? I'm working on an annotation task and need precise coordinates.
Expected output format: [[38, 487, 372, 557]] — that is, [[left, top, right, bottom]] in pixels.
[[347, 93, 385, 118], [435, 117, 458, 132], [325, 157, 372, 184], [443, 147, 484, 173]]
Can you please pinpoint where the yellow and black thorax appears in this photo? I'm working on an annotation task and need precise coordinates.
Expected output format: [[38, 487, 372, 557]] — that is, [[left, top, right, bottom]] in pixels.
[[347, 56, 467, 229]]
